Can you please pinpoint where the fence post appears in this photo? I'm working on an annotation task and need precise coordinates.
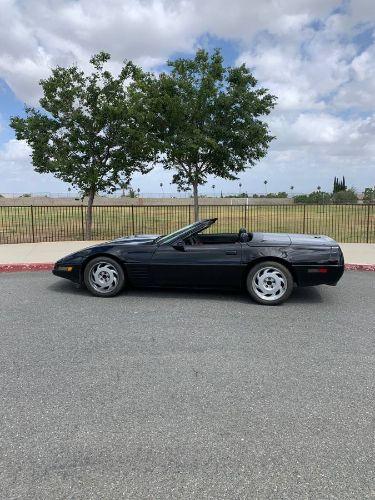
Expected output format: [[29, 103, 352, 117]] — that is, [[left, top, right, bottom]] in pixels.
[[131, 205, 135, 235], [302, 205, 306, 234], [366, 204, 370, 243], [80, 205, 85, 240], [30, 205, 35, 243]]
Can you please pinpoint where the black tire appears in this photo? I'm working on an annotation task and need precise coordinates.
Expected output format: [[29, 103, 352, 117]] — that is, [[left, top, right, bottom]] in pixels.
[[84, 256, 125, 297], [246, 261, 293, 305]]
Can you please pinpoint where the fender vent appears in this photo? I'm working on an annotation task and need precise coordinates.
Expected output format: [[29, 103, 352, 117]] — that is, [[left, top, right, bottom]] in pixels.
[[127, 264, 151, 285]]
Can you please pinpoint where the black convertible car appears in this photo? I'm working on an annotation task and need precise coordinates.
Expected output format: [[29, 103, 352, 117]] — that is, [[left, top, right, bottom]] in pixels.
[[53, 218, 344, 305]]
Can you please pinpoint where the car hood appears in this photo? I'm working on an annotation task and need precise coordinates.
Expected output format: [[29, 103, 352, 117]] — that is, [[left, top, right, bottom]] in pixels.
[[252, 232, 337, 246], [55, 234, 160, 264]]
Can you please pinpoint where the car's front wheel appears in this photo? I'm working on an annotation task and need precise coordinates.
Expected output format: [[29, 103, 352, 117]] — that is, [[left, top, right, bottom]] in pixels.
[[246, 261, 293, 305], [84, 257, 125, 297]]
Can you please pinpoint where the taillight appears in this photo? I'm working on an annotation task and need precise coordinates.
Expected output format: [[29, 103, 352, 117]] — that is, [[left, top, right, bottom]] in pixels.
[[330, 246, 343, 264]]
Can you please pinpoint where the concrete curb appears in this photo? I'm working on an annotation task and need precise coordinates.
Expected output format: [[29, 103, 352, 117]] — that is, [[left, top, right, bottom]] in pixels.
[[0, 262, 374, 273]]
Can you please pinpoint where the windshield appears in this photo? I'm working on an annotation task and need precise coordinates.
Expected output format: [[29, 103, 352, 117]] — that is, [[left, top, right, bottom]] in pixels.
[[156, 222, 201, 245]]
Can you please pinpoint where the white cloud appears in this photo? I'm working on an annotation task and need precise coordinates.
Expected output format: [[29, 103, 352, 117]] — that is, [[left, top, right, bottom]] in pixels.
[[237, 16, 358, 112], [197, 0, 341, 40], [0, 0, 199, 104], [0, 0, 344, 105], [332, 43, 375, 111], [0, 139, 30, 162], [233, 2, 375, 191], [0, 139, 68, 193], [0, 0, 370, 112], [0, 139, 34, 188], [269, 112, 375, 158], [348, 0, 375, 25], [0, 0, 374, 192]]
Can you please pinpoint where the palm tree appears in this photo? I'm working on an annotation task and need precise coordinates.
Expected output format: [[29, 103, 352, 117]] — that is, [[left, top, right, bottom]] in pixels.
[[212, 184, 216, 197], [317, 186, 323, 204], [119, 181, 128, 197], [264, 180, 268, 195], [160, 182, 164, 196], [238, 182, 242, 195], [290, 185, 294, 198]]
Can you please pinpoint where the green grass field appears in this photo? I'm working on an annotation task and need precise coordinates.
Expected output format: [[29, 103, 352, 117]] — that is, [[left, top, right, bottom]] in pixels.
[[0, 204, 374, 244]]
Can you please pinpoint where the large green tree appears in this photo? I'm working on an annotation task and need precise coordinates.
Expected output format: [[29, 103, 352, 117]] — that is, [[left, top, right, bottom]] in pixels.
[[10, 52, 156, 239], [150, 49, 276, 219]]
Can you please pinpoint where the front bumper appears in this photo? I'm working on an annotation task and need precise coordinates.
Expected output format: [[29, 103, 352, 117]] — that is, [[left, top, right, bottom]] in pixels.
[[52, 264, 81, 283]]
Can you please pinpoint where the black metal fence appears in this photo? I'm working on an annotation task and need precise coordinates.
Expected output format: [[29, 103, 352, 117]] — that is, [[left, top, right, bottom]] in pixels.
[[0, 204, 374, 244]]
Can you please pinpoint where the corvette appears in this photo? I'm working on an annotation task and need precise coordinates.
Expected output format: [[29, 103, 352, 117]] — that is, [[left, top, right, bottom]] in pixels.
[[53, 218, 344, 305]]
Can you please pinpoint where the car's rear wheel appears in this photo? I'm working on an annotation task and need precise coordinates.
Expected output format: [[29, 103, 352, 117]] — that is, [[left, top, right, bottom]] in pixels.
[[84, 257, 125, 297], [246, 261, 293, 305]]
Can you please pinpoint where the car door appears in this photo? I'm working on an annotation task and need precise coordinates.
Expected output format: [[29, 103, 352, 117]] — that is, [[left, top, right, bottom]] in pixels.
[[150, 240, 243, 289]]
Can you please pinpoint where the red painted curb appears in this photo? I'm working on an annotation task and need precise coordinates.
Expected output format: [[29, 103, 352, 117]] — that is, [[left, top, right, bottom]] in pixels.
[[0, 262, 374, 273], [0, 263, 54, 272], [345, 263, 375, 272]]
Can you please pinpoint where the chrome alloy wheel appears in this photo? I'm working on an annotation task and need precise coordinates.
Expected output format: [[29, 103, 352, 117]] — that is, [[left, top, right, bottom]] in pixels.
[[89, 261, 119, 293], [252, 266, 287, 302]]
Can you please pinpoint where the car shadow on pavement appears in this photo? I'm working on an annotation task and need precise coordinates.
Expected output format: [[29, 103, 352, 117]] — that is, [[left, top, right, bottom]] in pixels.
[[47, 279, 324, 304], [288, 285, 324, 303], [47, 280, 90, 296]]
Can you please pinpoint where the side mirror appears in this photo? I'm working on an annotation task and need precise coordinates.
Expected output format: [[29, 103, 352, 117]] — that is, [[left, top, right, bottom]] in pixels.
[[172, 239, 185, 251]]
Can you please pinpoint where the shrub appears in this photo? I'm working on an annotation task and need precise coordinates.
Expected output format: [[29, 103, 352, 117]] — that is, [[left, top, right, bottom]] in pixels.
[[224, 192, 248, 198], [294, 188, 358, 204], [294, 191, 331, 204], [363, 187, 375, 204], [274, 191, 288, 198], [251, 192, 288, 199], [331, 188, 357, 204]]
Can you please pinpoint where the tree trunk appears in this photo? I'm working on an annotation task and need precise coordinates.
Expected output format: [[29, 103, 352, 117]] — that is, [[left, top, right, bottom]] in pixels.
[[193, 183, 199, 221], [85, 189, 95, 240]]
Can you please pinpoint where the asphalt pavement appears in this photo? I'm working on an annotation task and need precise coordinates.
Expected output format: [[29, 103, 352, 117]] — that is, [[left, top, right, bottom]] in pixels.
[[0, 271, 374, 499]]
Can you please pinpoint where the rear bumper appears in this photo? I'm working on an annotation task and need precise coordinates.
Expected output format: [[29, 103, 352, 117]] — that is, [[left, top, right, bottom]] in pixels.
[[292, 265, 345, 287]]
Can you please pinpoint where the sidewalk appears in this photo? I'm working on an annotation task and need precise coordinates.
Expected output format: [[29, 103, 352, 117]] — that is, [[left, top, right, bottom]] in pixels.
[[339, 243, 375, 267], [0, 241, 104, 264], [0, 241, 104, 272], [0, 240, 374, 271]]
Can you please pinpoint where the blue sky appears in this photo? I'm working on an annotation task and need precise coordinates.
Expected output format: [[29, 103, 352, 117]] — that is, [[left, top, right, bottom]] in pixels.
[[0, 0, 374, 195]]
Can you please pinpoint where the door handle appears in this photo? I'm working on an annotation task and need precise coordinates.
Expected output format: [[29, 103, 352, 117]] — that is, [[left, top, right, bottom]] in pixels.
[[225, 250, 237, 255]]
